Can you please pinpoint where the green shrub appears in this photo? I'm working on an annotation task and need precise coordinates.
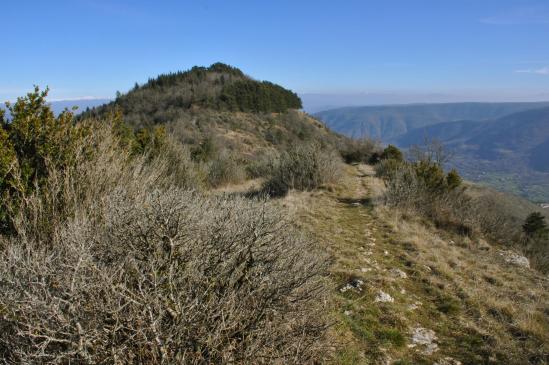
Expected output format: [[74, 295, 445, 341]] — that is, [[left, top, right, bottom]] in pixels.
[[380, 144, 403, 161], [377, 156, 472, 234], [446, 169, 462, 190], [523, 212, 548, 238], [0, 87, 88, 234]]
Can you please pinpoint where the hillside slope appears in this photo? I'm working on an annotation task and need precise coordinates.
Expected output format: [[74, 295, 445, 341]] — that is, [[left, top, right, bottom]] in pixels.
[[394, 107, 549, 202], [81, 63, 347, 163], [282, 164, 548, 364], [315, 102, 549, 140]]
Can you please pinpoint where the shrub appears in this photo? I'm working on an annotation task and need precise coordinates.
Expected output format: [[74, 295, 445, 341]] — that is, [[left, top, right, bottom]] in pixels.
[[446, 169, 462, 190], [523, 212, 548, 238], [205, 151, 247, 187], [339, 138, 381, 164], [0, 87, 88, 234], [262, 142, 342, 197], [375, 158, 406, 180], [245, 149, 279, 179], [0, 188, 329, 363], [380, 145, 403, 161], [377, 157, 473, 234]]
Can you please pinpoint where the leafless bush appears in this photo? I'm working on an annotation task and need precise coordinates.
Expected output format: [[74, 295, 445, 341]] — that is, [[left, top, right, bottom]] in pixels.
[[407, 137, 453, 165], [339, 137, 382, 164], [263, 142, 342, 197], [205, 150, 247, 188], [246, 149, 279, 179], [0, 186, 329, 363]]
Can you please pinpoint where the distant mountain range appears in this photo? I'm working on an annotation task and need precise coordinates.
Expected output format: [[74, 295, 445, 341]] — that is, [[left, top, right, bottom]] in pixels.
[[1, 98, 111, 118], [315, 102, 549, 141], [394, 107, 549, 172], [315, 102, 549, 203]]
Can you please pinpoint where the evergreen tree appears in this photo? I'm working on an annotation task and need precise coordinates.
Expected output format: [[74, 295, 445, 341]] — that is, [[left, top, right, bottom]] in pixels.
[[523, 212, 548, 238], [381, 145, 403, 161], [446, 169, 462, 190]]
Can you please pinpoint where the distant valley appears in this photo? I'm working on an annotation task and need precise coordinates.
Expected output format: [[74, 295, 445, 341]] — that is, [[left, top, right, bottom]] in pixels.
[[316, 102, 549, 203]]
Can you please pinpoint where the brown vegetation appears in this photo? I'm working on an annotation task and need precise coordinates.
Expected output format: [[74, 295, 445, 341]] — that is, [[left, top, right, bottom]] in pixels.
[[0, 88, 331, 363]]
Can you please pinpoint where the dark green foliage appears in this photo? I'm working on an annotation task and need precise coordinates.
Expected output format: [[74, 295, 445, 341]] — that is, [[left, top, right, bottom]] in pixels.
[[144, 63, 244, 90], [414, 160, 447, 193], [380, 145, 403, 161], [375, 155, 471, 235], [219, 80, 301, 113], [523, 212, 548, 238], [0, 88, 174, 235], [376, 158, 463, 196], [446, 169, 462, 190], [0, 87, 87, 234], [133, 125, 167, 156], [80, 63, 302, 128]]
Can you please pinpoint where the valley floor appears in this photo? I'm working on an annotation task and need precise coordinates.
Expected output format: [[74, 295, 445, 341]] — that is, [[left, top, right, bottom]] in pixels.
[[280, 164, 549, 365]]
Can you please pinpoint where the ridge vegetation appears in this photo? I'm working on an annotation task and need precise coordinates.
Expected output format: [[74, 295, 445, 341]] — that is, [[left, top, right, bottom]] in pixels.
[[0, 66, 547, 364]]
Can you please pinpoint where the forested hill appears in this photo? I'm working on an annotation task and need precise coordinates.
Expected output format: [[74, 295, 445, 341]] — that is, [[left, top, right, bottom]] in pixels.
[[81, 63, 302, 127]]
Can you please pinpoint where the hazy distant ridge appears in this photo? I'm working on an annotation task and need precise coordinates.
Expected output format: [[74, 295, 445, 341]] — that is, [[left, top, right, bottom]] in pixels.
[[315, 102, 549, 140]]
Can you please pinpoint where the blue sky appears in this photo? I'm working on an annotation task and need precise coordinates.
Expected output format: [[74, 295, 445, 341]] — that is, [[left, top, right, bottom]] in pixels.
[[2, 0, 549, 102]]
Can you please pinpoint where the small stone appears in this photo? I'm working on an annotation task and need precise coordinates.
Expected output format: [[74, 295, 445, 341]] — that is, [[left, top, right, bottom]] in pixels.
[[343, 310, 353, 316], [390, 268, 408, 279], [384, 250, 389, 256], [407, 303, 419, 311], [477, 239, 491, 251], [411, 327, 438, 355], [434, 357, 462, 365], [498, 250, 530, 268], [340, 278, 364, 293], [360, 267, 371, 273], [375, 290, 394, 303]]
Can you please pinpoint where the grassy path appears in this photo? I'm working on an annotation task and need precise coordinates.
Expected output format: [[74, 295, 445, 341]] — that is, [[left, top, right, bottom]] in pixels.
[[283, 164, 549, 365]]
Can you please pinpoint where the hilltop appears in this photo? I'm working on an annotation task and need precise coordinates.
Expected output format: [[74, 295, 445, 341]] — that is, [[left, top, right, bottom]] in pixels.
[[82, 63, 302, 126], [81, 63, 347, 167]]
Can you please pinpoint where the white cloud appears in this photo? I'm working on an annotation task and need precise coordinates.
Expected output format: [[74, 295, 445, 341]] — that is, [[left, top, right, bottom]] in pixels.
[[515, 67, 549, 75]]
